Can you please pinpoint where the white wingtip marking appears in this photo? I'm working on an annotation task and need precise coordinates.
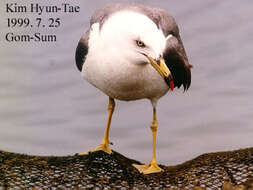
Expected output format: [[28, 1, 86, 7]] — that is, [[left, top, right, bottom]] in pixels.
[[166, 34, 173, 41]]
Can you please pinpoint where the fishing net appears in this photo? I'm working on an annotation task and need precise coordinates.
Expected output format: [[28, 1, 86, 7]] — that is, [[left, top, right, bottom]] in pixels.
[[0, 147, 252, 189]]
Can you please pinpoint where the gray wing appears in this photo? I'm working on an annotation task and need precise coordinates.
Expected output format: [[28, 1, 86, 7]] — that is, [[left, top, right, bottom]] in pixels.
[[149, 8, 192, 90]]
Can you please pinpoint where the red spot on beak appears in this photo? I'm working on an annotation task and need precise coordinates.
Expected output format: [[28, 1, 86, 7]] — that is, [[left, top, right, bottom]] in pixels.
[[169, 80, 174, 91]]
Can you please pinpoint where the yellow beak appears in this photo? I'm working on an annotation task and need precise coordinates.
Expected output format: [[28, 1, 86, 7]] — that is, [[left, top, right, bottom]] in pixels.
[[145, 56, 171, 78], [144, 55, 174, 90]]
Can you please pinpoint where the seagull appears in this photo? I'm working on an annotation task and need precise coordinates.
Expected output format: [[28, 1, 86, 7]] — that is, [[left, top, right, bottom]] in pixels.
[[75, 3, 191, 174]]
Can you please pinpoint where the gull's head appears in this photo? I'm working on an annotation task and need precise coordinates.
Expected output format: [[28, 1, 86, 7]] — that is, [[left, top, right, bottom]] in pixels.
[[98, 11, 167, 65]]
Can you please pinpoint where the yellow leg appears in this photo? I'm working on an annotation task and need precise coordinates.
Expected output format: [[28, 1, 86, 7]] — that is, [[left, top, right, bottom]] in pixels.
[[78, 97, 115, 155], [133, 108, 163, 174]]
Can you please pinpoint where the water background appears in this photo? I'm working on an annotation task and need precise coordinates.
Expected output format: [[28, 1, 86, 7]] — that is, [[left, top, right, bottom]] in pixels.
[[0, 0, 252, 165]]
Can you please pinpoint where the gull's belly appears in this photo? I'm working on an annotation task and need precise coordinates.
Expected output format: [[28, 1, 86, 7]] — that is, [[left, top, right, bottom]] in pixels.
[[82, 60, 169, 101]]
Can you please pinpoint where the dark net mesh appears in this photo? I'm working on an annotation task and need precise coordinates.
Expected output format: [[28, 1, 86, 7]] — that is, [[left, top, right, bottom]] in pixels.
[[0, 148, 252, 189]]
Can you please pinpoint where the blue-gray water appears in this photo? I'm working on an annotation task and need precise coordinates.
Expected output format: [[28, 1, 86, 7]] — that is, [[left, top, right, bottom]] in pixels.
[[0, 0, 252, 165]]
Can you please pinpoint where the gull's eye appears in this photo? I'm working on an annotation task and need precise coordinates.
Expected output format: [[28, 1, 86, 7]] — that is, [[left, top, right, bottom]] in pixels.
[[136, 40, 146, 48]]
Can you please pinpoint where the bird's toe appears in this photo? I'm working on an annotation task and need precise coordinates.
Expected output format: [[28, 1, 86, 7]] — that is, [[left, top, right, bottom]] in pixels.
[[77, 143, 112, 156], [132, 163, 163, 174]]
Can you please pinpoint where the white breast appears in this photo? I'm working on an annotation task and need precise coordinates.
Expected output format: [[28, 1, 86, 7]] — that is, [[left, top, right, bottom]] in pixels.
[[83, 54, 169, 101]]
